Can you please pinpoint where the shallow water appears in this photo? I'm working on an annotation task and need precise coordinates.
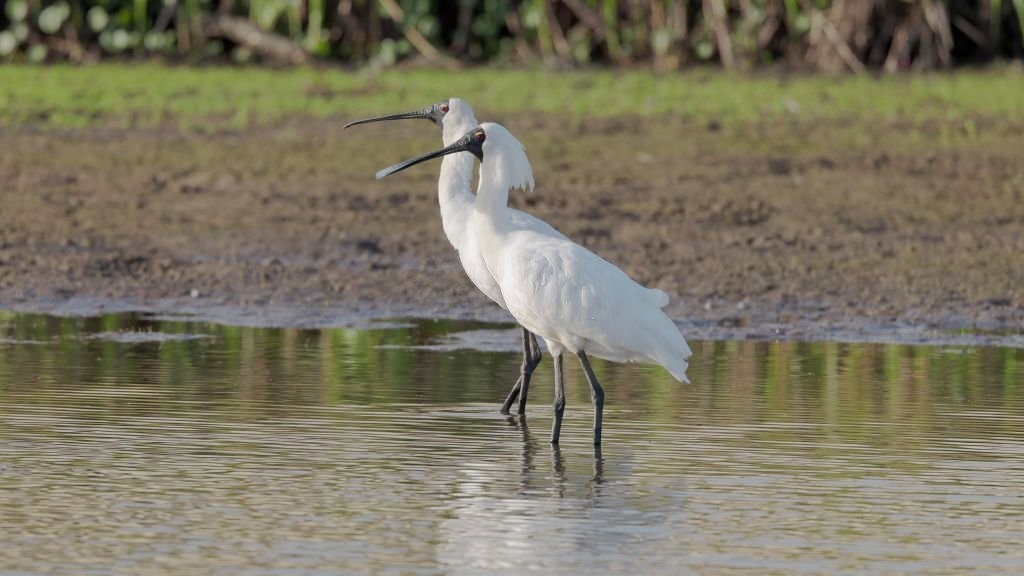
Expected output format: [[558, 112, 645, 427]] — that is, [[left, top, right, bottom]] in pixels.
[[1, 312, 1022, 575]]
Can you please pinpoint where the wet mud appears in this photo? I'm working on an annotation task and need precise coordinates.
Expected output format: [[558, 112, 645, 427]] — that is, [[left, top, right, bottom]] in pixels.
[[1, 113, 1022, 344]]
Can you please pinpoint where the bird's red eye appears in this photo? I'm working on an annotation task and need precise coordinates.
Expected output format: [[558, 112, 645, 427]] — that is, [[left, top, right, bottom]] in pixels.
[[475, 131, 485, 142], [440, 104, 449, 113]]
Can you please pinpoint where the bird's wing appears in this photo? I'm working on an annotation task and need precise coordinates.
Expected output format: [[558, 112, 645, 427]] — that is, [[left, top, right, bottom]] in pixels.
[[506, 209, 667, 307], [500, 233, 691, 381], [500, 234, 670, 343]]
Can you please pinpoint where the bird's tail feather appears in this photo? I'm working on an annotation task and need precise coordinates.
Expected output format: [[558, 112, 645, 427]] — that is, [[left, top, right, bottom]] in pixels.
[[661, 356, 691, 384], [649, 336, 691, 383], [645, 314, 692, 383]]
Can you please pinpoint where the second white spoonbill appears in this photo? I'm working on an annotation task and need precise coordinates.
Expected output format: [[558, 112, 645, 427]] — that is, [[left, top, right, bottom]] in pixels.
[[376, 123, 692, 445], [346, 99, 568, 415]]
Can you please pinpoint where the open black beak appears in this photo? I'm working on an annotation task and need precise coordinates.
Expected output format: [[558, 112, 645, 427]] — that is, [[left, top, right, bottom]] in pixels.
[[344, 108, 433, 130], [375, 131, 479, 180]]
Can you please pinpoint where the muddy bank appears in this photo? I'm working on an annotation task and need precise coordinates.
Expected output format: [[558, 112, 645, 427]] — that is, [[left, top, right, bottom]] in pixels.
[[1, 113, 1022, 344]]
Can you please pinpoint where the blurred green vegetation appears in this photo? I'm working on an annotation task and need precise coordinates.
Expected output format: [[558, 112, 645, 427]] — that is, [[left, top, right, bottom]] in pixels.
[[1, 64, 1024, 130], [0, 0, 1022, 70]]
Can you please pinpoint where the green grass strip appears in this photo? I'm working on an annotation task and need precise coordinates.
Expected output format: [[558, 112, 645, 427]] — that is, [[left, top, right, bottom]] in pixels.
[[1, 64, 1023, 129]]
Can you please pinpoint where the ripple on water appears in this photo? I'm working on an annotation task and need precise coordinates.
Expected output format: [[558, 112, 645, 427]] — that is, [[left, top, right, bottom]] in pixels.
[[84, 331, 212, 343], [1, 313, 1023, 575]]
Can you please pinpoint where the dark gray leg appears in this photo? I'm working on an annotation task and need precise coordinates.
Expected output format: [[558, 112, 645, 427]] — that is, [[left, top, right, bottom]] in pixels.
[[500, 327, 542, 415], [577, 351, 605, 446], [551, 354, 565, 444], [516, 331, 542, 415], [500, 377, 523, 416]]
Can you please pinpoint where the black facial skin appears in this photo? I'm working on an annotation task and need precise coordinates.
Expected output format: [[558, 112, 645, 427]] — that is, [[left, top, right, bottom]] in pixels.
[[343, 100, 450, 130], [465, 128, 485, 160], [375, 127, 486, 180]]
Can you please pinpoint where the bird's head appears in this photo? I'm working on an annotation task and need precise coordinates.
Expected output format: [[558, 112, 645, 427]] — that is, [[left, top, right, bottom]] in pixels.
[[343, 99, 451, 131], [375, 122, 534, 193], [344, 98, 478, 140], [374, 125, 485, 180]]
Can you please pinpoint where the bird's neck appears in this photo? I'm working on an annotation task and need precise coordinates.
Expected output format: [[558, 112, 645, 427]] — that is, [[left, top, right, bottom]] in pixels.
[[470, 168, 511, 285], [477, 171, 512, 218], [442, 116, 477, 147], [437, 155, 475, 248], [437, 116, 480, 247], [474, 160, 511, 218]]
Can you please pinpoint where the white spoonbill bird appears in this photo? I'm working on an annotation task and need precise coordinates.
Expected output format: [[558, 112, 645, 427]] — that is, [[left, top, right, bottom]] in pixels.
[[376, 124, 692, 445], [346, 99, 568, 416]]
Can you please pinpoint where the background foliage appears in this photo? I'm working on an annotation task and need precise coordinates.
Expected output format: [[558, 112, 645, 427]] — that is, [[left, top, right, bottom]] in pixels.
[[1, 0, 1023, 70]]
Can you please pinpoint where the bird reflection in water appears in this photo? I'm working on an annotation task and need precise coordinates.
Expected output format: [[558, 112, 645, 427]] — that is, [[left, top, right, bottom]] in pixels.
[[505, 415, 605, 500]]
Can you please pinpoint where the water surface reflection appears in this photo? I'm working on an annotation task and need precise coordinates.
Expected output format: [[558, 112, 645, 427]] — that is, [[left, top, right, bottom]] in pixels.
[[1, 312, 1022, 574]]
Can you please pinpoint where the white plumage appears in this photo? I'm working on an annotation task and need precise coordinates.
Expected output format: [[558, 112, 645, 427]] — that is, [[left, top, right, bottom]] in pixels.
[[375, 121, 692, 445], [467, 123, 692, 383], [434, 100, 568, 314], [348, 99, 565, 415]]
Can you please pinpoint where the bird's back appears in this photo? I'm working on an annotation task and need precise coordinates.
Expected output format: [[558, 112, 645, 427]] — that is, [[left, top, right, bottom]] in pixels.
[[506, 207, 568, 241]]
